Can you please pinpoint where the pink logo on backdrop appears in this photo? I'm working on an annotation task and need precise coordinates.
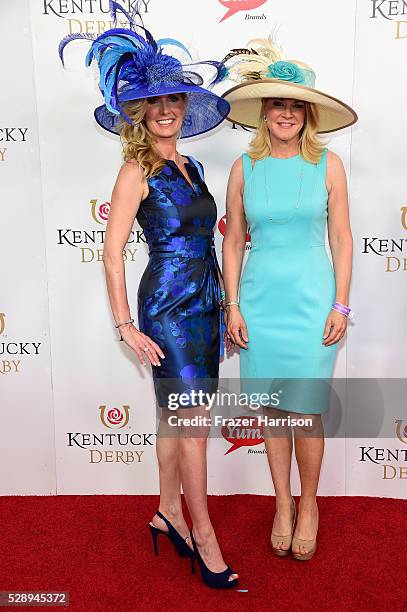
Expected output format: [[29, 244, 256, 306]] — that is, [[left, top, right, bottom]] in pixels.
[[218, 0, 268, 22]]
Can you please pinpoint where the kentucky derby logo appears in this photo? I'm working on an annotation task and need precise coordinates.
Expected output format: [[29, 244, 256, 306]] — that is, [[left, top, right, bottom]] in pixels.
[[68, 405, 155, 465], [100, 405, 130, 428], [90, 199, 110, 225], [395, 419, 407, 444], [359, 417, 407, 481], [56, 196, 143, 262], [222, 416, 264, 454], [0, 127, 29, 162], [361, 206, 407, 272], [218, 0, 268, 22], [370, 1, 407, 39], [42, 0, 153, 17], [43, 0, 153, 35], [0, 312, 42, 376]]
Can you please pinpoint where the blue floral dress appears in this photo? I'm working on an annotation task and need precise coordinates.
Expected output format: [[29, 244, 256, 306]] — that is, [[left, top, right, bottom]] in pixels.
[[136, 157, 223, 407]]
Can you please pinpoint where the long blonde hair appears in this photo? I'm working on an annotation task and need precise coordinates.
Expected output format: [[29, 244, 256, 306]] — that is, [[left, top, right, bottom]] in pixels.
[[117, 95, 187, 178], [248, 99, 326, 164]]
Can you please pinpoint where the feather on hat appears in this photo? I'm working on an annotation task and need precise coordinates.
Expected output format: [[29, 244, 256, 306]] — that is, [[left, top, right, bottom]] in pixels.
[[59, 1, 230, 138]]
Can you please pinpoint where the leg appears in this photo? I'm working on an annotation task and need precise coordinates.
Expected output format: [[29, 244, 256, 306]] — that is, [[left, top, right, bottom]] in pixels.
[[292, 414, 323, 556], [263, 407, 294, 551], [177, 405, 238, 581], [150, 408, 190, 544]]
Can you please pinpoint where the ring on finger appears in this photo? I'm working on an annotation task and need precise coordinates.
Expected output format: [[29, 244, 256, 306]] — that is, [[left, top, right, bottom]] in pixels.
[[143, 346, 150, 352]]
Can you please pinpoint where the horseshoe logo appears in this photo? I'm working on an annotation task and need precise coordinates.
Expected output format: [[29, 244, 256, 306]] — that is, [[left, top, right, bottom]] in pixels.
[[395, 419, 407, 444], [90, 199, 110, 225], [0, 313, 5, 335], [99, 405, 130, 428]]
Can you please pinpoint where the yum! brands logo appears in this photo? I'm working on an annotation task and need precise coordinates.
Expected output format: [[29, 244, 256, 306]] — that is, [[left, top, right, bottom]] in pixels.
[[361, 206, 407, 272], [222, 416, 265, 455], [218, 0, 269, 22], [56, 198, 145, 263], [67, 403, 156, 465]]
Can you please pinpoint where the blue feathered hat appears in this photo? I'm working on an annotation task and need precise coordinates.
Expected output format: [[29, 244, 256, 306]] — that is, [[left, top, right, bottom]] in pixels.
[[59, 0, 230, 138]]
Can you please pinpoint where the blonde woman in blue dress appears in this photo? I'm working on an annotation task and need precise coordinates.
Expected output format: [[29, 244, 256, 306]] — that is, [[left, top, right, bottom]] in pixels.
[[221, 39, 357, 560]]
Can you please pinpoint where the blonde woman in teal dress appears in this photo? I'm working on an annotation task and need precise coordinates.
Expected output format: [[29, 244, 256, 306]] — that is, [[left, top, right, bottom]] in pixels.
[[221, 39, 357, 560]]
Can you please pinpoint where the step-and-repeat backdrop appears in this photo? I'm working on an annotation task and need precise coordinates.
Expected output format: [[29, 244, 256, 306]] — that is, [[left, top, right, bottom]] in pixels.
[[1, 0, 406, 498]]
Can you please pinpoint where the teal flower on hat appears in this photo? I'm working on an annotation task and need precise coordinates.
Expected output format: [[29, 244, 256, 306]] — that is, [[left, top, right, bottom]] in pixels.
[[266, 61, 305, 84]]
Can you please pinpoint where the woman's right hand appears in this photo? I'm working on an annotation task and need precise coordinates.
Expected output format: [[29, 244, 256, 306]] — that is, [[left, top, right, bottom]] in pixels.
[[120, 324, 165, 367], [226, 305, 249, 349]]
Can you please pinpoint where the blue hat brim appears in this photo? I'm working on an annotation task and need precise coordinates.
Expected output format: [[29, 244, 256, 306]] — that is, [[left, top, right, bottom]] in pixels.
[[94, 84, 230, 139]]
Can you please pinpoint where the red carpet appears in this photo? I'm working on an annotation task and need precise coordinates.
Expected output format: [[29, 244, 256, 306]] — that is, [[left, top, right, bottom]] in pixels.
[[0, 495, 405, 612]]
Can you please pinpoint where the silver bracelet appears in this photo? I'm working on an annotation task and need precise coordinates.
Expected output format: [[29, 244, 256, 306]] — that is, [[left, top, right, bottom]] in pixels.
[[224, 301, 239, 307], [115, 318, 134, 328], [116, 318, 134, 343]]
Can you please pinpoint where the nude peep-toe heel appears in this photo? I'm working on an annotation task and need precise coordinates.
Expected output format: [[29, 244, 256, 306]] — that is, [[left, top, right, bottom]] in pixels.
[[271, 496, 296, 557], [291, 505, 319, 561]]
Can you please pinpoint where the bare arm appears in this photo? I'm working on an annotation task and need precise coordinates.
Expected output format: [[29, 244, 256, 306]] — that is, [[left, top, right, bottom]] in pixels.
[[103, 161, 164, 365], [103, 161, 145, 323], [222, 157, 249, 349], [222, 157, 247, 303], [326, 150, 353, 305], [322, 149, 353, 345]]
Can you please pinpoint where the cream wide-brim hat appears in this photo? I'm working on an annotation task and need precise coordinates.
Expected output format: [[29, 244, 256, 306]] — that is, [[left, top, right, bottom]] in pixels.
[[222, 79, 358, 134]]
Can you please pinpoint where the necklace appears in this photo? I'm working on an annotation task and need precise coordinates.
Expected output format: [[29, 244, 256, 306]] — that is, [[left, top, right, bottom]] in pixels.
[[263, 155, 304, 224]]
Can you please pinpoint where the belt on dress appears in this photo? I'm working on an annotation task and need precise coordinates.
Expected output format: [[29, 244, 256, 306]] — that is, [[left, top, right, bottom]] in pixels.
[[148, 234, 214, 259], [148, 234, 226, 358]]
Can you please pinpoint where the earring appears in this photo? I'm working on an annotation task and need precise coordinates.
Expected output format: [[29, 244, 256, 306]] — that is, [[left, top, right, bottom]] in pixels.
[[264, 116, 267, 121]]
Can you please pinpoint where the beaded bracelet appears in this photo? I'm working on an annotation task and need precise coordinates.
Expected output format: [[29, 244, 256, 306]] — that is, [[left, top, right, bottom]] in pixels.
[[219, 289, 227, 309]]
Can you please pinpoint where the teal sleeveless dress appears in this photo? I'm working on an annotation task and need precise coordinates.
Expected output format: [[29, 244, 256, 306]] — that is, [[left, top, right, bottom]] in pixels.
[[239, 148, 338, 414]]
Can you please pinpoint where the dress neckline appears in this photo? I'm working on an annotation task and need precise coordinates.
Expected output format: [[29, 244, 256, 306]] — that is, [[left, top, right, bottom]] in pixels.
[[165, 155, 191, 165], [266, 153, 300, 160], [165, 156, 197, 193]]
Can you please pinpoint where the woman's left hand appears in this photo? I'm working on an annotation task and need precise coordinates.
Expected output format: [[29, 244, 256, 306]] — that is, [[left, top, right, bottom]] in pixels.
[[322, 309, 348, 346]]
